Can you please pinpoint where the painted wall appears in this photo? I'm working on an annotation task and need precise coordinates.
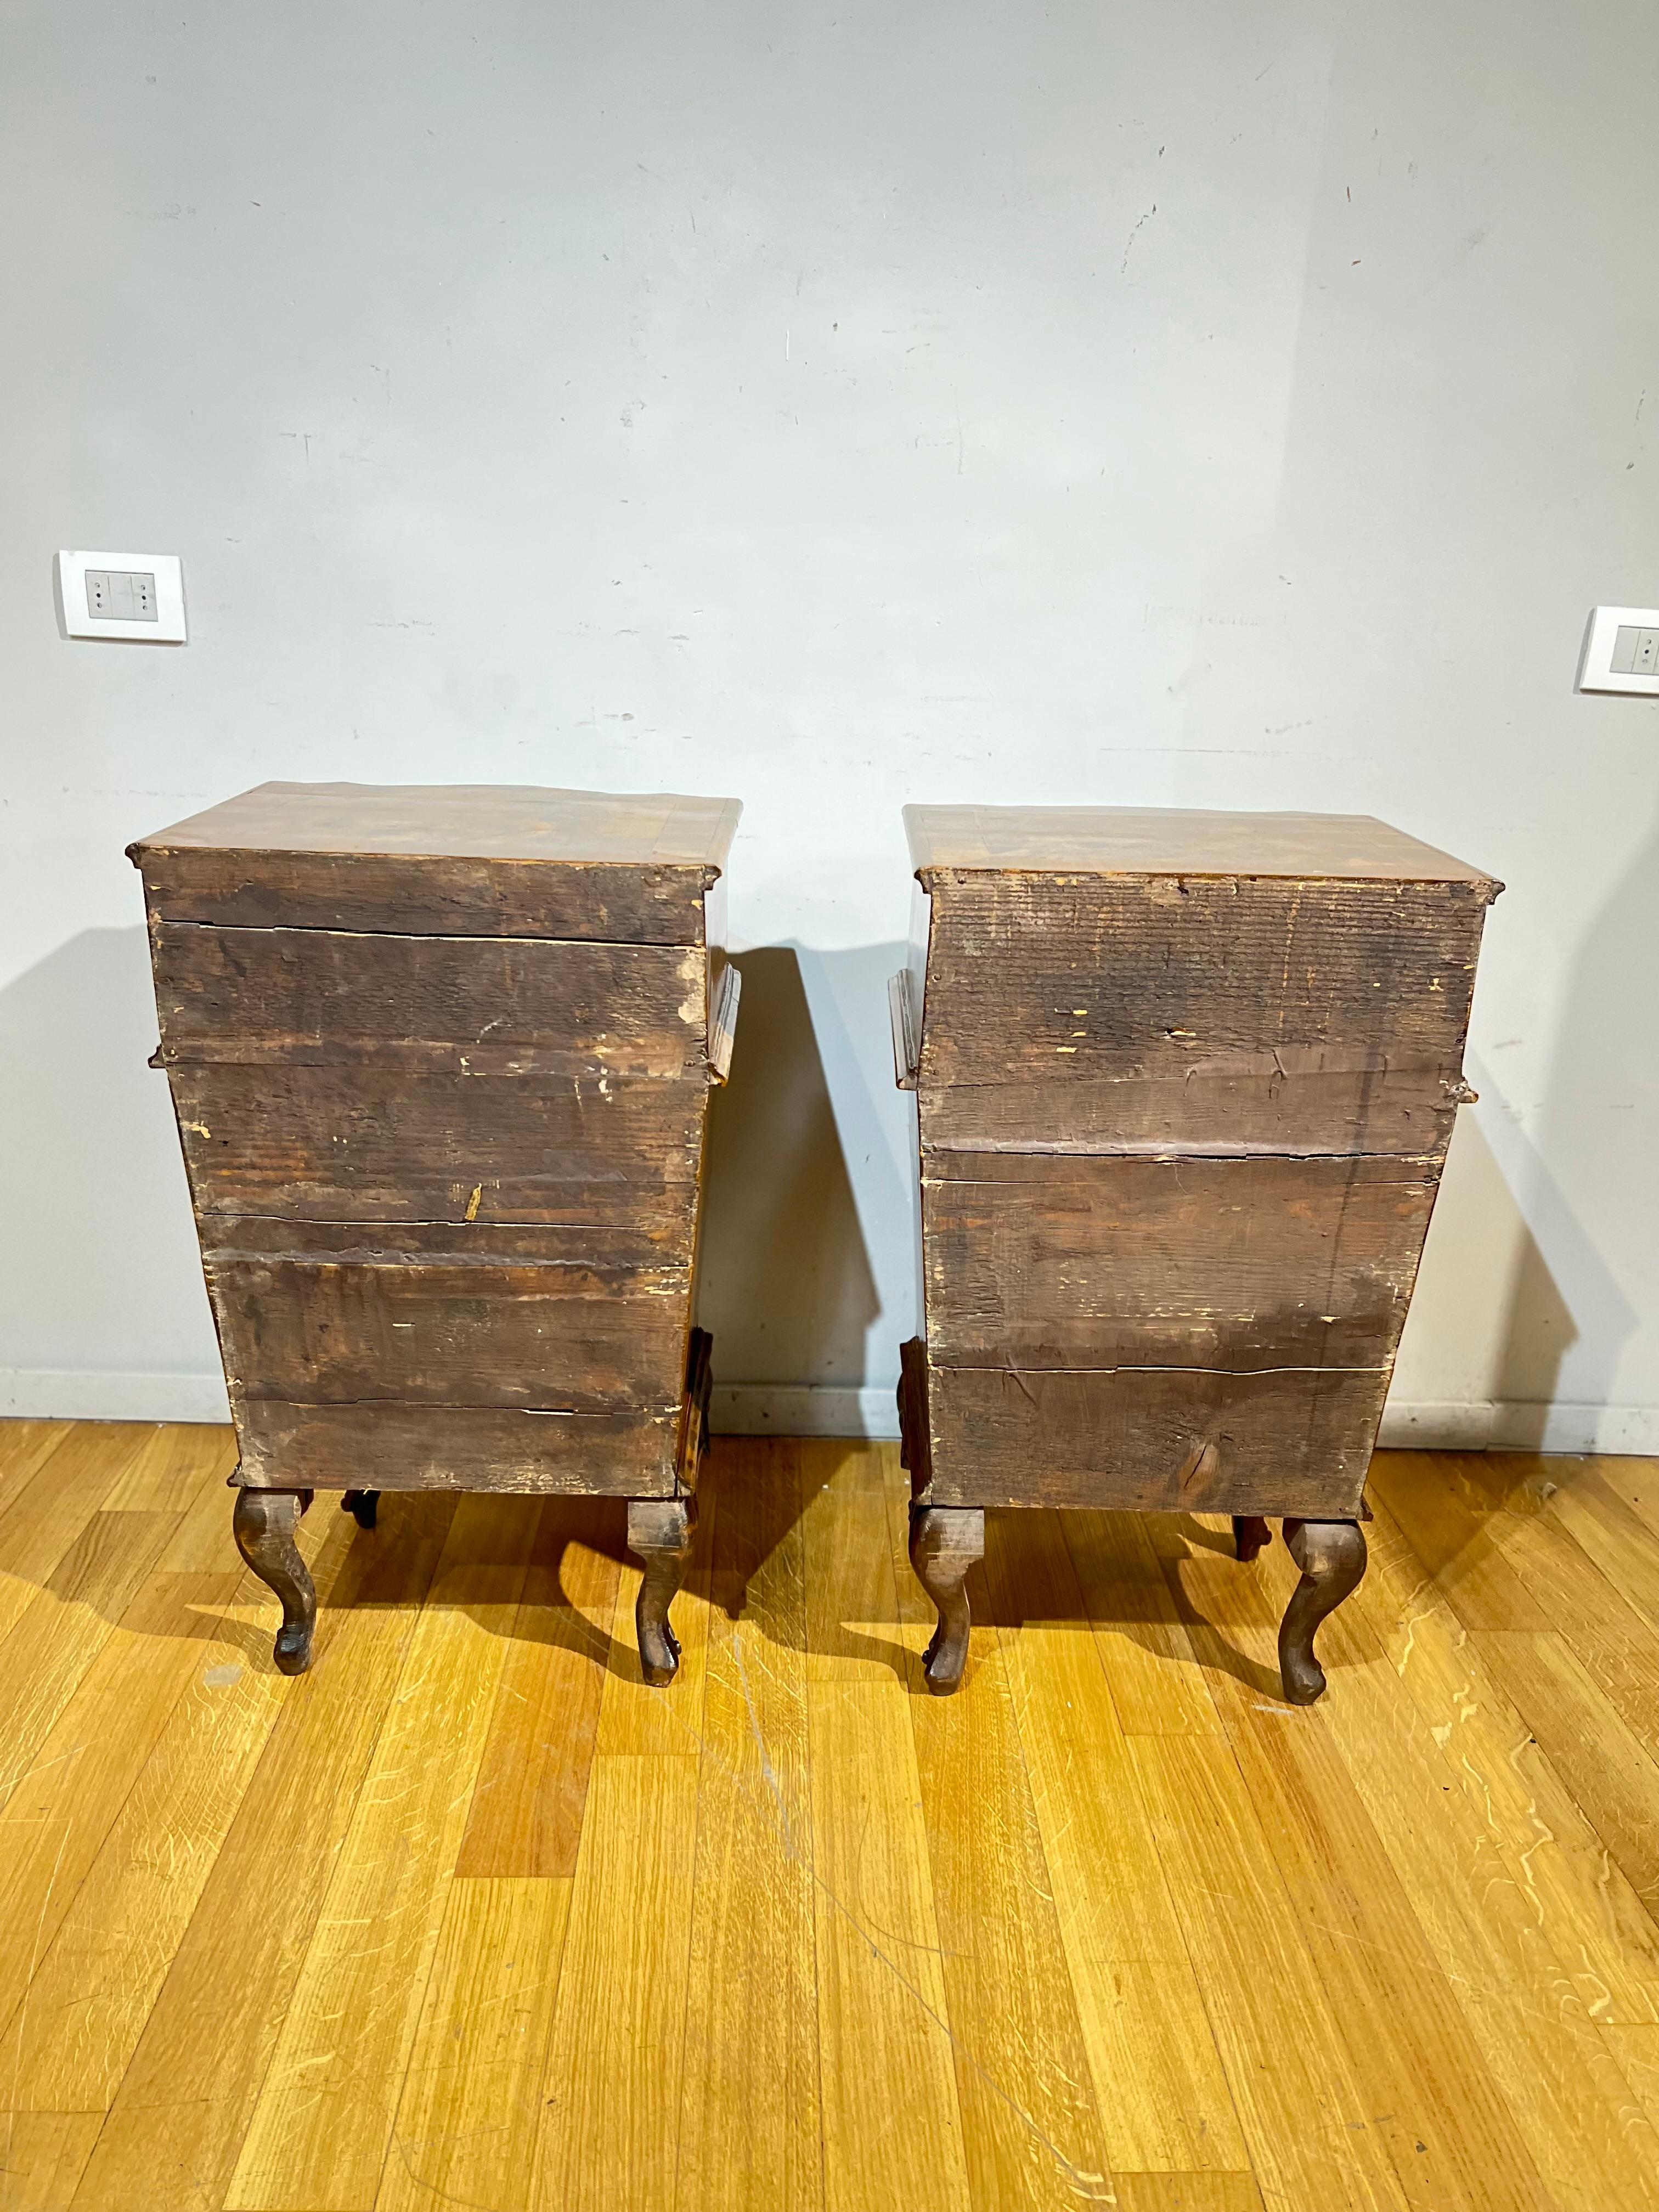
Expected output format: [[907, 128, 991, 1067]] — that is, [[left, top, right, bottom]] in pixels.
[[3, 0, 1656, 1446]]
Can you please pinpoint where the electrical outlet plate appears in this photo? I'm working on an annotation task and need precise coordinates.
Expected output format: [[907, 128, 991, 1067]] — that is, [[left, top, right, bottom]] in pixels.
[[1578, 605, 1659, 696], [57, 549, 187, 642]]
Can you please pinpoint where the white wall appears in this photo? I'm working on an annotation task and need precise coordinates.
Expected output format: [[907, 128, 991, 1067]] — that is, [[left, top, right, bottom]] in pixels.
[[3, 0, 1657, 1447]]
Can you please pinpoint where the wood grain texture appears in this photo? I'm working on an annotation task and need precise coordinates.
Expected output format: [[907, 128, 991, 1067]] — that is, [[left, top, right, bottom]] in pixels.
[[225, 1493, 531, 2210], [132, 780, 741, 942], [0, 1421, 72, 1523], [983, 1508, 1251, 2177], [0, 1590, 296, 2112], [377, 1877, 570, 2212], [234, 1397, 679, 1495], [916, 1063, 1463, 1159], [916, 875, 1487, 1127], [74, 1494, 455, 2212], [140, 848, 718, 941], [1355, 1491, 1659, 2025], [1129, 1732, 1412, 2210], [1160, 1534, 1558, 2211], [903, 803, 1498, 883], [168, 1062, 707, 1226], [808, 1680, 972, 2212], [1060, 1509, 1223, 1737], [923, 1150, 1436, 1370], [0, 1509, 183, 1807], [677, 1441, 821, 2212], [924, 1361, 1382, 1515], [150, 922, 708, 1077], [534, 1755, 700, 2212], [454, 1496, 623, 1878], [134, 778, 742, 866], [210, 1253, 691, 1412], [0, 2112, 104, 2210], [906, 1613, 1113, 2206], [7, 1425, 1659, 2212], [0, 1425, 155, 1645], [1256, 1541, 1659, 2211]]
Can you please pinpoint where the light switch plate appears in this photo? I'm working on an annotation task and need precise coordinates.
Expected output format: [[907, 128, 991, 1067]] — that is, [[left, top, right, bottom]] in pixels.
[[57, 549, 187, 642], [1578, 605, 1659, 696]]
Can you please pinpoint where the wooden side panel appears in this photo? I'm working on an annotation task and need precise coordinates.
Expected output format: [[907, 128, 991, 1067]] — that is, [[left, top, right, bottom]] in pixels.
[[140, 851, 712, 942], [167, 1064, 708, 1226], [917, 876, 1487, 1155], [208, 1257, 691, 1412], [198, 1216, 693, 1266], [922, 1152, 1438, 1369], [916, 1063, 1459, 1159], [922, 1363, 1381, 1515], [150, 923, 707, 1078], [234, 1399, 679, 1494]]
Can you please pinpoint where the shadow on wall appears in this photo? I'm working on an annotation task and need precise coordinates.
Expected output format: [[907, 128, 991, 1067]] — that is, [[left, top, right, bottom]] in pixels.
[[695, 946, 885, 1391], [1472, 793, 1658, 1437], [0, 926, 220, 1399]]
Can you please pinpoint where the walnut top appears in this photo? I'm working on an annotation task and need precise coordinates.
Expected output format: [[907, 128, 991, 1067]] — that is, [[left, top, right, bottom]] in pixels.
[[904, 804, 1497, 888], [131, 782, 742, 873]]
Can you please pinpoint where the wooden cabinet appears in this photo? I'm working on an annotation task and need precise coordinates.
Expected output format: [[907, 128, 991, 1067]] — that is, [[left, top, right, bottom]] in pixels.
[[131, 780, 741, 1680], [891, 804, 1500, 1702]]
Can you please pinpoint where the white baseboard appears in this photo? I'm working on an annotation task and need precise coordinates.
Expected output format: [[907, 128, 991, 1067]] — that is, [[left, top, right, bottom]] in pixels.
[[5, 1369, 1657, 1459], [1376, 1398, 1659, 1454], [710, 1384, 900, 1437]]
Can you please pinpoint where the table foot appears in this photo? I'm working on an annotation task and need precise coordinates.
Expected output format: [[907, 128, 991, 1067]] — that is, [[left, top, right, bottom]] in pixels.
[[1278, 1518, 1367, 1704], [233, 1488, 317, 1675], [909, 1505, 984, 1695], [628, 1497, 697, 1686], [1233, 1514, 1271, 1562]]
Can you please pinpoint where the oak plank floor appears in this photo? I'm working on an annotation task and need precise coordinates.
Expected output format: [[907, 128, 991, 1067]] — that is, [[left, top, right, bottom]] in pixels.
[[2, 1429, 1659, 2210]]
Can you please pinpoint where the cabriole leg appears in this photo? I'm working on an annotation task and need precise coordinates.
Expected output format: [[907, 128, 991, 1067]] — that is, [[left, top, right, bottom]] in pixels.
[[233, 1488, 317, 1677], [1233, 1515, 1271, 1562], [1278, 1517, 1367, 1705], [628, 1496, 698, 1687], [909, 1504, 985, 1696]]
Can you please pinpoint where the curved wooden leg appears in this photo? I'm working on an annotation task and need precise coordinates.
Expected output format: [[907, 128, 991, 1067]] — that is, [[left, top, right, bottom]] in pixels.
[[628, 1497, 697, 1687], [342, 1489, 379, 1529], [233, 1489, 317, 1677], [1278, 1518, 1367, 1705], [909, 1505, 984, 1696], [1233, 1515, 1271, 1563]]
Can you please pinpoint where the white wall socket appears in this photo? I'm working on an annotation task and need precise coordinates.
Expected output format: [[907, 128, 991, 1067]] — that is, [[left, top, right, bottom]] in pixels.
[[1578, 605, 1659, 696], [57, 549, 187, 642]]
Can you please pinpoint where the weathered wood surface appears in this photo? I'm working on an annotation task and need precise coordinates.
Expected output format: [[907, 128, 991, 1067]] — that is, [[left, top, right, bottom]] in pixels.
[[132, 781, 741, 941], [198, 1215, 692, 1267], [150, 923, 708, 1077], [916, 1061, 1463, 1159], [904, 802, 1499, 884], [167, 1063, 707, 1226], [234, 1398, 680, 1495], [922, 1151, 1437, 1369], [915, 874, 1489, 1101], [140, 850, 718, 941], [134, 779, 743, 864], [923, 1361, 1381, 1515], [209, 1256, 692, 1412]]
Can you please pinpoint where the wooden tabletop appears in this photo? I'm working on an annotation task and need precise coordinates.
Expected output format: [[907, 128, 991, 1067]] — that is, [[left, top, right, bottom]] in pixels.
[[904, 804, 1497, 887], [132, 782, 743, 872]]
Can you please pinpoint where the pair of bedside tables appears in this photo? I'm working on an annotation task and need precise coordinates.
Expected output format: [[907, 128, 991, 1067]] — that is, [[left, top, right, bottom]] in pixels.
[[130, 783, 1498, 1707]]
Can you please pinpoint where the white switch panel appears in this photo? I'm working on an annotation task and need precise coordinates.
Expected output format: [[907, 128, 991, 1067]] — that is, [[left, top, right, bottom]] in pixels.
[[1578, 605, 1659, 696], [58, 549, 187, 642]]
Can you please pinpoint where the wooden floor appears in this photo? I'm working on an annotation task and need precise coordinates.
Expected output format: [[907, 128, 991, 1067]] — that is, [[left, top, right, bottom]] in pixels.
[[3, 1429, 1659, 2210]]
